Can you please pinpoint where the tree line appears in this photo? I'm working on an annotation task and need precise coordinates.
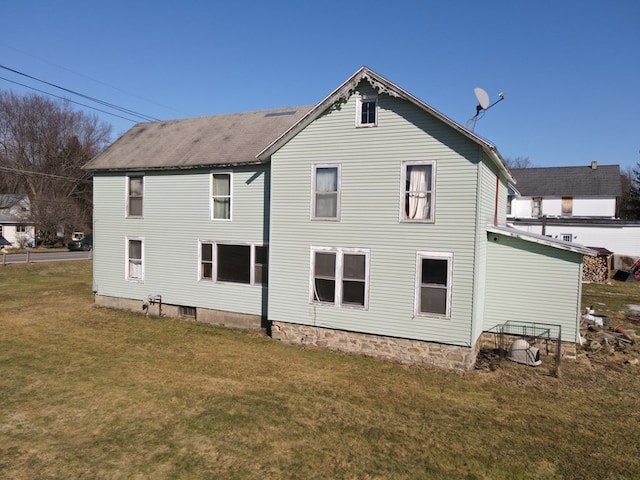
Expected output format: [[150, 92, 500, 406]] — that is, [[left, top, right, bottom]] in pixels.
[[0, 90, 112, 242]]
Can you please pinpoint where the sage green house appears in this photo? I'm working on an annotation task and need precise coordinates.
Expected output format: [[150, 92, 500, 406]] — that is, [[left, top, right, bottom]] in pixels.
[[84, 67, 592, 370]]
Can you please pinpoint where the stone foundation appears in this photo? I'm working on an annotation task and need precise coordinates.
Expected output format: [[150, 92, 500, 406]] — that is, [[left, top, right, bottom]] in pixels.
[[271, 321, 479, 370], [94, 295, 264, 330]]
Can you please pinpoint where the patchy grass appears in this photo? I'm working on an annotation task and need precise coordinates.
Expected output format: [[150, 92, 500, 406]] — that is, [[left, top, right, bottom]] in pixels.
[[1, 261, 639, 479]]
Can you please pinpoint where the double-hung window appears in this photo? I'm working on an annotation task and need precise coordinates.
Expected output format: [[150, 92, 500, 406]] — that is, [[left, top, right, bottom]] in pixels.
[[312, 165, 341, 220], [127, 174, 144, 217], [200, 242, 267, 285], [415, 252, 452, 318], [356, 94, 377, 127], [401, 161, 435, 222], [211, 172, 232, 220], [126, 237, 144, 281], [311, 247, 369, 308], [531, 197, 542, 217]]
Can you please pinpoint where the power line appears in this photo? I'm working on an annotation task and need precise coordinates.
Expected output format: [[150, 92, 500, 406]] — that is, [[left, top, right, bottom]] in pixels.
[[0, 166, 92, 184], [0, 75, 140, 123], [0, 64, 160, 122]]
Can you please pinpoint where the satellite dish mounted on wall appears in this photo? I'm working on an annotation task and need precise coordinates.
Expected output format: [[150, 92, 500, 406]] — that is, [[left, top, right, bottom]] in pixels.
[[466, 87, 506, 131]]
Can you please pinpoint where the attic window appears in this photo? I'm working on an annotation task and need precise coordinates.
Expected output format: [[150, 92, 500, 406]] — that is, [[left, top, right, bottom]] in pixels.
[[264, 111, 297, 117], [356, 94, 377, 127]]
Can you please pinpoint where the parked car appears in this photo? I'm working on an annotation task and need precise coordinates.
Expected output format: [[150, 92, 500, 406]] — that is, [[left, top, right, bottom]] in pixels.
[[67, 234, 92, 251]]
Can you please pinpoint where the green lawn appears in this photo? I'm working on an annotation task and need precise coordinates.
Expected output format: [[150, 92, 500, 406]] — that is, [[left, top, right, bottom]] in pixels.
[[1, 261, 639, 479]]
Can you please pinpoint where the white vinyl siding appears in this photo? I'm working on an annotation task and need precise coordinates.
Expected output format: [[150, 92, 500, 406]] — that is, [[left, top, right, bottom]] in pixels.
[[483, 233, 583, 343], [269, 82, 484, 346], [93, 165, 269, 317]]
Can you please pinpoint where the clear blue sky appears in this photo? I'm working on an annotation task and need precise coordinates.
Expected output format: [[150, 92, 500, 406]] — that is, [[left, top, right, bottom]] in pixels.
[[2, 0, 639, 170]]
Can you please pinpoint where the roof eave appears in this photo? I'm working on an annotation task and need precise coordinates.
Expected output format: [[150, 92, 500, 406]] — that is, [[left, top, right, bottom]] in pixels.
[[487, 225, 597, 256]]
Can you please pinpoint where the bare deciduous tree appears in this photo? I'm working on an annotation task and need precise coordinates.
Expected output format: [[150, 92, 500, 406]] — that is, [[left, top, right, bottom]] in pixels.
[[0, 91, 112, 241], [504, 156, 534, 169]]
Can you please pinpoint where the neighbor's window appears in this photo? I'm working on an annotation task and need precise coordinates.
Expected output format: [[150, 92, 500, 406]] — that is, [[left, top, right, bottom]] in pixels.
[[356, 94, 377, 127], [531, 197, 542, 217], [402, 161, 435, 222], [561, 233, 573, 242], [200, 242, 267, 285], [415, 252, 452, 318], [312, 165, 341, 220], [16, 225, 27, 233], [127, 238, 144, 281], [211, 172, 232, 220], [311, 247, 369, 308], [561, 197, 573, 217], [127, 175, 144, 217]]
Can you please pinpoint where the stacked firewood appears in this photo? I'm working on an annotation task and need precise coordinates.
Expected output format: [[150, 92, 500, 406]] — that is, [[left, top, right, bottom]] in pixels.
[[583, 254, 609, 283]]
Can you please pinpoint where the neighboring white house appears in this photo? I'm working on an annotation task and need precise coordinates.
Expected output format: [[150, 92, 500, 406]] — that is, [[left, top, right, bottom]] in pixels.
[[508, 163, 640, 257], [84, 67, 594, 370], [0, 194, 35, 248]]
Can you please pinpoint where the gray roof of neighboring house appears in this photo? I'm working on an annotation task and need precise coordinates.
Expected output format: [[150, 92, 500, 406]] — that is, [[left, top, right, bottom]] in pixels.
[[83, 106, 314, 171], [511, 164, 622, 197], [0, 194, 28, 210]]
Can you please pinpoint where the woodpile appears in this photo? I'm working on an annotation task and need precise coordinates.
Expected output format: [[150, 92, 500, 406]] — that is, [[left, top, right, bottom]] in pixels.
[[583, 253, 610, 283]]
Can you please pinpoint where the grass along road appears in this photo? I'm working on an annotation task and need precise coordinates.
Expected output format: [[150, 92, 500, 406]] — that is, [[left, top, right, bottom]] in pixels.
[[1, 261, 639, 479]]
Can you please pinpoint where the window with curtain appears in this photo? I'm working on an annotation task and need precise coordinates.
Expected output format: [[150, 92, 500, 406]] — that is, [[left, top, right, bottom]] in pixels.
[[312, 165, 340, 220], [416, 252, 452, 318], [127, 238, 143, 281], [212, 172, 231, 220], [311, 247, 369, 308], [402, 161, 434, 221], [127, 175, 143, 217]]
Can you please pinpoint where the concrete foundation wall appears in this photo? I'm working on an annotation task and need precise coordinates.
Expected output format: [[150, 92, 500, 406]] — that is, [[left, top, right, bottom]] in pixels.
[[94, 295, 263, 330], [271, 321, 480, 371]]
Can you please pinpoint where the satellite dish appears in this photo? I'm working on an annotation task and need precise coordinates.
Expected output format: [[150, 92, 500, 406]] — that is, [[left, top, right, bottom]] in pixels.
[[474, 87, 490, 110]]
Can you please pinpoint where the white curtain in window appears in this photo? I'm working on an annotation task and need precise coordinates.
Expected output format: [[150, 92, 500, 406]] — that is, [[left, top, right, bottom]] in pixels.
[[315, 168, 337, 217], [128, 240, 142, 279], [407, 165, 431, 219], [212, 174, 231, 219]]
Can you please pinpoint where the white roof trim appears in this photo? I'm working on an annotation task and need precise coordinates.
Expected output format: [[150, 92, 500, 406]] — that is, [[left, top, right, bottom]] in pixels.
[[257, 66, 515, 184], [487, 225, 597, 256]]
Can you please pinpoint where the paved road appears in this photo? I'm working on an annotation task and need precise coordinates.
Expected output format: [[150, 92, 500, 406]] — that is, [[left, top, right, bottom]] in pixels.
[[1, 250, 93, 264]]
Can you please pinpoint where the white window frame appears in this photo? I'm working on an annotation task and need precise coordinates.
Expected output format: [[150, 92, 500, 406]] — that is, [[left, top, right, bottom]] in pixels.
[[125, 236, 144, 282], [309, 246, 370, 309], [199, 241, 267, 286], [400, 160, 436, 223], [126, 174, 144, 218], [311, 164, 341, 221], [16, 225, 27, 233], [414, 251, 453, 319], [356, 94, 378, 127], [561, 233, 573, 242], [210, 171, 233, 221]]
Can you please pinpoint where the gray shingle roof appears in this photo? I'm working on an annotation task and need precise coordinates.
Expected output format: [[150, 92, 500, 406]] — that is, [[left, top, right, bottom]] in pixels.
[[83, 106, 314, 171], [511, 164, 622, 197]]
